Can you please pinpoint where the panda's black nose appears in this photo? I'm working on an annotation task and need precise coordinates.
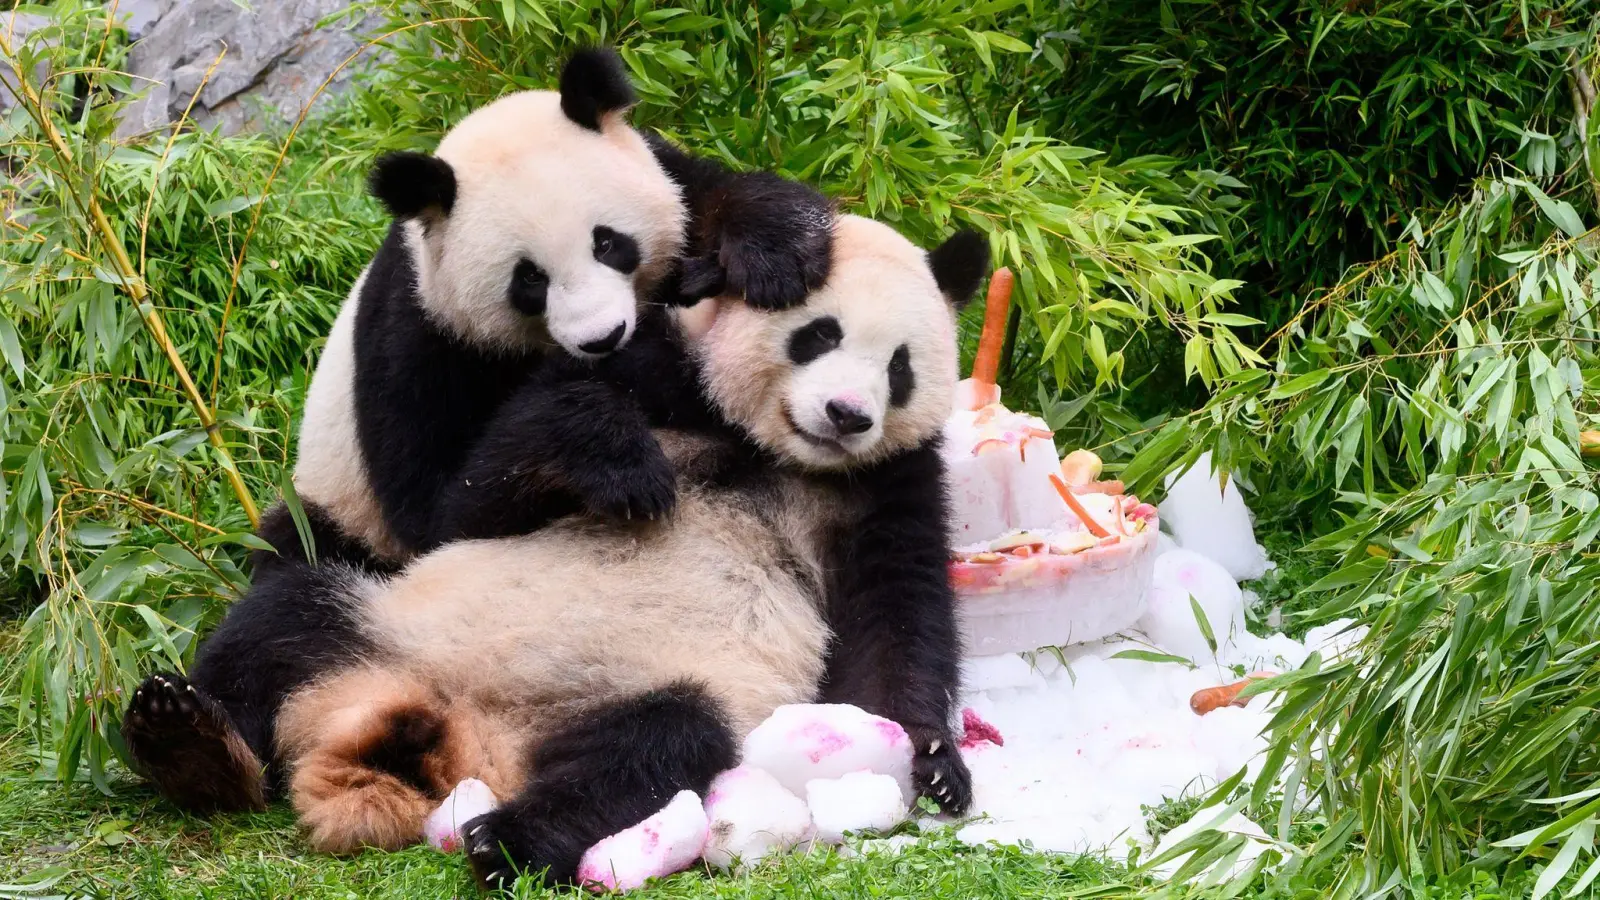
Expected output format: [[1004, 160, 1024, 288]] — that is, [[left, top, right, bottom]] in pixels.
[[579, 323, 627, 355], [825, 400, 874, 436]]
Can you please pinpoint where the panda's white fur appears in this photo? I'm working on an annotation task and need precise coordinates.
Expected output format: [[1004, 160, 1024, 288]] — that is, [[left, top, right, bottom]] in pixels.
[[275, 215, 963, 853], [292, 266, 410, 562], [402, 91, 685, 356], [699, 215, 959, 471]]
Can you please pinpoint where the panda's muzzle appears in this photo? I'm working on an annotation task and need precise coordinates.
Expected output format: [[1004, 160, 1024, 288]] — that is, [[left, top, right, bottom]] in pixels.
[[578, 322, 627, 355]]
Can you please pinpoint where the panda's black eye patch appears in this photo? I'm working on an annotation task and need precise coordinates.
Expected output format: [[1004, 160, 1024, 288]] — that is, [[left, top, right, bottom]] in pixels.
[[593, 226, 640, 274], [888, 344, 914, 407], [788, 316, 843, 365], [509, 258, 549, 316]]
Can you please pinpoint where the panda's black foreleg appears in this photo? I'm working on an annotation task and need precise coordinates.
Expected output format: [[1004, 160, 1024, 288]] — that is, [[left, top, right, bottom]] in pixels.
[[642, 132, 833, 311], [817, 444, 973, 815], [462, 681, 736, 890], [433, 376, 676, 544]]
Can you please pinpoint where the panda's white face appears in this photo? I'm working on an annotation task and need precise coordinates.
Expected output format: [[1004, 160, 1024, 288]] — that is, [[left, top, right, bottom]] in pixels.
[[694, 216, 963, 471], [406, 91, 686, 357]]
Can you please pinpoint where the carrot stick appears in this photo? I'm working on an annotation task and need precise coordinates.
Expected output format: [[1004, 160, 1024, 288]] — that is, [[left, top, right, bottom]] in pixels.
[[1049, 473, 1112, 538], [971, 267, 1014, 386], [1190, 671, 1277, 715]]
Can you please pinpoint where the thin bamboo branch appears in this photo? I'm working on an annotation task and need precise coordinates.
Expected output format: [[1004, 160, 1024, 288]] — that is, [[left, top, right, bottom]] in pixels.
[[0, 28, 261, 529]]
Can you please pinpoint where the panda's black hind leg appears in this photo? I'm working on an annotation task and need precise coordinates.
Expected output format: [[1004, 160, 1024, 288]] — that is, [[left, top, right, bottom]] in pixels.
[[122, 672, 267, 813], [463, 681, 736, 890]]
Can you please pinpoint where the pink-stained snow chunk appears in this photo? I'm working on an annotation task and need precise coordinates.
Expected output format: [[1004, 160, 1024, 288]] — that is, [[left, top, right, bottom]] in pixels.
[[701, 766, 814, 869], [805, 771, 909, 843], [423, 778, 498, 852], [1137, 549, 1245, 663], [576, 791, 708, 892], [741, 704, 912, 801], [960, 707, 1004, 749]]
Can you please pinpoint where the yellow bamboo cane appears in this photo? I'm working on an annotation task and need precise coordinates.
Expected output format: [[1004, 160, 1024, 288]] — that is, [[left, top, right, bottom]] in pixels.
[[0, 29, 261, 529]]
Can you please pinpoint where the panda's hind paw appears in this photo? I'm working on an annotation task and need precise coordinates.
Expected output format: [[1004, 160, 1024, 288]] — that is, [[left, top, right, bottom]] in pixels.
[[121, 673, 267, 813], [124, 672, 210, 732]]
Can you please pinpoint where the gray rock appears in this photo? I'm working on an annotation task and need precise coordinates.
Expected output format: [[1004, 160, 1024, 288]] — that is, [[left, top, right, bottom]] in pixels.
[[0, 11, 53, 118], [114, 0, 175, 41], [115, 0, 382, 138]]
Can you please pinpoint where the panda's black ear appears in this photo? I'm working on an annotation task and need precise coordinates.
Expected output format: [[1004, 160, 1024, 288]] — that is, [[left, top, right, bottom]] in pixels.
[[368, 152, 456, 221], [928, 229, 988, 309], [560, 47, 638, 131]]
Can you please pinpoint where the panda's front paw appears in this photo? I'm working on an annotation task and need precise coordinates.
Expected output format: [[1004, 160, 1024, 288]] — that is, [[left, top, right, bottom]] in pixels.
[[464, 808, 582, 890], [570, 445, 677, 523], [718, 177, 833, 311], [912, 735, 973, 816]]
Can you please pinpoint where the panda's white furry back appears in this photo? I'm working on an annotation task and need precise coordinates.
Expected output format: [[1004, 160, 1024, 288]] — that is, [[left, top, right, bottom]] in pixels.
[[273, 215, 987, 876]]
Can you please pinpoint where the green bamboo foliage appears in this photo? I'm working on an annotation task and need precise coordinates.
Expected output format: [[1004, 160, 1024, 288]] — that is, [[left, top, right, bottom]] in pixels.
[[2, 3, 380, 782], [1124, 169, 1600, 892]]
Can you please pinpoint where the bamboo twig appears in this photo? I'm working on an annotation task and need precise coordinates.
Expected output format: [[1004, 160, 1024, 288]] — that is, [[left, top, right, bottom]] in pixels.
[[0, 28, 261, 529]]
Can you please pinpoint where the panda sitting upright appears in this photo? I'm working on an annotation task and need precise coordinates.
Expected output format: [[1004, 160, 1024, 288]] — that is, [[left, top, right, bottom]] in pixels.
[[276, 47, 834, 571], [129, 214, 987, 888], [118, 49, 833, 814]]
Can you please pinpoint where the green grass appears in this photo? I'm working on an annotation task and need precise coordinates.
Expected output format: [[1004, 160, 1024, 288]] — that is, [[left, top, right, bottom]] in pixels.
[[0, 743, 1123, 899]]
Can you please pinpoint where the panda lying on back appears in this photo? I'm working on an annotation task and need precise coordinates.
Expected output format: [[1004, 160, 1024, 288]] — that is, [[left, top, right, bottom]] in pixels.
[[269, 48, 834, 571], [127, 215, 986, 888]]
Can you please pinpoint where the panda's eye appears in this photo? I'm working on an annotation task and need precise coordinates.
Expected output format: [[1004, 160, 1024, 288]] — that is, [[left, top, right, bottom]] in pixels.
[[888, 343, 914, 407], [788, 316, 843, 365], [509, 258, 549, 316], [593, 226, 640, 274]]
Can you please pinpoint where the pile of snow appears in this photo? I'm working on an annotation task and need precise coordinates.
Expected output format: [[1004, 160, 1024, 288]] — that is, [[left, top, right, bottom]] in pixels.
[[1158, 452, 1270, 581]]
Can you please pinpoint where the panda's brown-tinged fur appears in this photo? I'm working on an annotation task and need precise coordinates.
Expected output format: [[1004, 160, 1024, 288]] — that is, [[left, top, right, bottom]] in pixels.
[[121, 48, 836, 805], [252, 216, 986, 887]]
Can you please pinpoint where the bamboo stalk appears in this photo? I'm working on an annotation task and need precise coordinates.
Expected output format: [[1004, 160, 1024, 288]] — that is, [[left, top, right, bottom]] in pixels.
[[0, 30, 260, 529]]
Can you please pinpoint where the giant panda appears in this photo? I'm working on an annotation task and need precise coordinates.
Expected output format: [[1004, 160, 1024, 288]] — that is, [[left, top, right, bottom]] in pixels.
[[118, 49, 832, 808], [124, 215, 988, 887], [263, 47, 833, 573]]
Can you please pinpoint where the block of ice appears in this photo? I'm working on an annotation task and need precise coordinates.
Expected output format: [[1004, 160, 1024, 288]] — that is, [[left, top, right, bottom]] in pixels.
[[1138, 549, 1245, 663], [423, 778, 497, 852], [942, 405, 1066, 542], [576, 791, 709, 892], [1150, 808, 1273, 881], [961, 654, 1044, 693], [806, 772, 909, 843], [742, 704, 912, 801], [701, 766, 813, 870], [1159, 453, 1268, 580]]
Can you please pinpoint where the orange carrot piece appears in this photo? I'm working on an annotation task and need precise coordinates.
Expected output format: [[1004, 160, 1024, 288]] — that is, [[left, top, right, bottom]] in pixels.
[[1190, 671, 1277, 715], [1049, 473, 1112, 538], [971, 267, 1014, 386]]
